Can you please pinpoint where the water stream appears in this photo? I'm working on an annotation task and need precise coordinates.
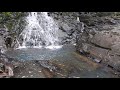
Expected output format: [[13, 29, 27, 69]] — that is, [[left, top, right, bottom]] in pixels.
[[18, 12, 62, 50]]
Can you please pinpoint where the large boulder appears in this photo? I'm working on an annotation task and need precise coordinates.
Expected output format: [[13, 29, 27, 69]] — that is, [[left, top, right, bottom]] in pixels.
[[91, 30, 120, 49]]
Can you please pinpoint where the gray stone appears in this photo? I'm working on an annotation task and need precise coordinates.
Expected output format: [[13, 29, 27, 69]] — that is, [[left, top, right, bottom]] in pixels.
[[0, 36, 6, 53], [91, 32, 114, 49]]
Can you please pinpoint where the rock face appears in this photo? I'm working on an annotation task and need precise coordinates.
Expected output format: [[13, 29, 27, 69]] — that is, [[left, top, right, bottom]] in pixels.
[[76, 16, 120, 71], [49, 12, 83, 45], [0, 36, 6, 53], [0, 27, 16, 50], [89, 30, 120, 70], [0, 28, 8, 53], [0, 52, 14, 78], [0, 27, 15, 78]]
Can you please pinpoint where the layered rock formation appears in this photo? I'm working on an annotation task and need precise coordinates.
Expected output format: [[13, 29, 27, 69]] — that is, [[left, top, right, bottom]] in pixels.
[[76, 14, 120, 71]]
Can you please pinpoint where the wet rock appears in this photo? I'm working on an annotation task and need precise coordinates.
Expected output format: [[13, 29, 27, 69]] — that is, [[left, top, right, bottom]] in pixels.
[[36, 60, 57, 72], [13, 60, 44, 78], [42, 68, 55, 78], [50, 12, 83, 45]]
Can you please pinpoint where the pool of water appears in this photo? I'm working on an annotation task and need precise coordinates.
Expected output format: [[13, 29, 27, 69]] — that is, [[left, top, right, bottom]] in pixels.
[[5, 44, 119, 78], [5, 45, 76, 61]]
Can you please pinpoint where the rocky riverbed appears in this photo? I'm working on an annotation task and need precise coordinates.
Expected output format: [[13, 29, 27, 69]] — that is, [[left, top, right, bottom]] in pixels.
[[1, 45, 120, 78], [1, 52, 120, 78]]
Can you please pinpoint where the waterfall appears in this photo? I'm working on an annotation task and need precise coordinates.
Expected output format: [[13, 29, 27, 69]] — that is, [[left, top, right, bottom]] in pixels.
[[17, 12, 62, 49]]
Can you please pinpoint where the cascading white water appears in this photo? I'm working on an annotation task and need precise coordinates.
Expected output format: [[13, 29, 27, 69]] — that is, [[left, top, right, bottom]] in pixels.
[[18, 12, 62, 49]]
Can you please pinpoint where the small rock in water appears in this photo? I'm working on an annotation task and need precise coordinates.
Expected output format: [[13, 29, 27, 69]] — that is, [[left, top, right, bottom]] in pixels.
[[97, 75, 99, 78], [73, 76, 80, 78], [73, 43, 76, 46], [22, 76, 26, 78], [28, 71, 32, 73], [94, 58, 101, 63], [7, 66, 14, 77], [38, 71, 42, 73]]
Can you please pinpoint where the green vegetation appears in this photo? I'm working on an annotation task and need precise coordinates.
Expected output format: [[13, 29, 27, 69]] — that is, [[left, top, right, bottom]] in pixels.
[[0, 12, 28, 40], [0, 12, 26, 30]]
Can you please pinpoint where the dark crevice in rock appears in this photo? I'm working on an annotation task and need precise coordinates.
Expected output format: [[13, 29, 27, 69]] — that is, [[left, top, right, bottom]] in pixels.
[[107, 64, 120, 74], [107, 64, 114, 69], [5, 37, 13, 48], [90, 42, 111, 50]]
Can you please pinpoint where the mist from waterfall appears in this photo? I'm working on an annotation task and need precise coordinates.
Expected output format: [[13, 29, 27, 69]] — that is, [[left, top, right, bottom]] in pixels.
[[18, 12, 62, 50]]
